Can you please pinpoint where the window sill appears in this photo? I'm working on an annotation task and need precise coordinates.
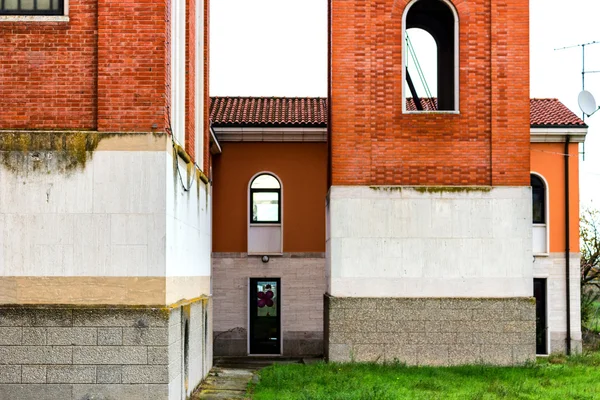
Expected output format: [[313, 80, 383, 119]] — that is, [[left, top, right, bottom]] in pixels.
[[403, 110, 460, 115], [0, 15, 69, 22], [533, 253, 550, 257], [250, 223, 281, 227]]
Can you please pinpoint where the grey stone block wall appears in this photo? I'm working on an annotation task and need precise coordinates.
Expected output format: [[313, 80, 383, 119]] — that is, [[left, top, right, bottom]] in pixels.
[[0, 301, 212, 400], [214, 329, 323, 357], [324, 296, 536, 366], [212, 254, 326, 357]]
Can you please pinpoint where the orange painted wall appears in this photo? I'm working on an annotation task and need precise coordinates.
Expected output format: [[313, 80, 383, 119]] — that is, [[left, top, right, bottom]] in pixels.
[[530, 142, 580, 253], [212, 142, 328, 253]]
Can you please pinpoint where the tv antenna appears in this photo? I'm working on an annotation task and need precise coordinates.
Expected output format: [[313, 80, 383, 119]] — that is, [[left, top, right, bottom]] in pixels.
[[555, 40, 600, 159], [555, 41, 600, 119]]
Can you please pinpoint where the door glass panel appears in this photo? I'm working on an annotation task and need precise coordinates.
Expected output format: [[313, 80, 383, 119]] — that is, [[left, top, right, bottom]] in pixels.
[[256, 281, 277, 317]]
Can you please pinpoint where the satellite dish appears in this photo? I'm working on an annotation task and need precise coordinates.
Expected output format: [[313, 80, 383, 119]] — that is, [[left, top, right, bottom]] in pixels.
[[578, 90, 599, 116]]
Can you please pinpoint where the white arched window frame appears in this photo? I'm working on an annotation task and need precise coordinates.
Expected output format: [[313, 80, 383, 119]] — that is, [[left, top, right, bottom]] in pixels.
[[402, 0, 460, 114], [247, 172, 283, 255], [531, 172, 550, 256]]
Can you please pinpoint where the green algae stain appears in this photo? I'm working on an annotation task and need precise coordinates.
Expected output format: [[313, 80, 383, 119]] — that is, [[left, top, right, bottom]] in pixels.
[[412, 186, 492, 194], [0, 131, 161, 175], [0, 131, 100, 174]]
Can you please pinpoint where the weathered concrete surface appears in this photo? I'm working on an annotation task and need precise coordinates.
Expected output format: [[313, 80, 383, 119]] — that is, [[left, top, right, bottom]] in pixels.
[[192, 367, 254, 400]]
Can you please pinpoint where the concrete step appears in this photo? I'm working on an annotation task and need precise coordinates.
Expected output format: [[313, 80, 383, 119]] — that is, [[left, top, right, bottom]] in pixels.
[[214, 356, 303, 369]]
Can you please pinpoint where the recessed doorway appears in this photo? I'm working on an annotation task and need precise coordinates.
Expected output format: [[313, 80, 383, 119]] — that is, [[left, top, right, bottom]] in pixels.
[[249, 278, 281, 355], [534, 278, 548, 355]]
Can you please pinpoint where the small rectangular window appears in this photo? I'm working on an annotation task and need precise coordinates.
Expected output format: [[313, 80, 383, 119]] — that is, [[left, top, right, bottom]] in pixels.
[[252, 192, 280, 223], [0, 0, 64, 15]]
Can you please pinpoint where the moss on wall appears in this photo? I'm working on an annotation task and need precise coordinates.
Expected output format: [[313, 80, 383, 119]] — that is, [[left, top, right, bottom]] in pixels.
[[0, 131, 163, 175], [369, 186, 492, 194]]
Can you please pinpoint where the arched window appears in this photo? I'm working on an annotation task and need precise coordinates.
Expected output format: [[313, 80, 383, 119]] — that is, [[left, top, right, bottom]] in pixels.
[[531, 173, 549, 255], [250, 174, 281, 224], [403, 0, 459, 112], [531, 174, 546, 224]]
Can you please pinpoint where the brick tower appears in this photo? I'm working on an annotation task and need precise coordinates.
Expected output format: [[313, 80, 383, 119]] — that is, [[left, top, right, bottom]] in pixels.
[[325, 0, 535, 365]]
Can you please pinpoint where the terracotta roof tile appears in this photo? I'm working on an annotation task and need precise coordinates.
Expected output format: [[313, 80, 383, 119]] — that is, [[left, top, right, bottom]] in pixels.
[[530, 98, 586, 127], [210, 97, 327, 127], [405, 97, 438, 111], [209, 97, 586, 128]]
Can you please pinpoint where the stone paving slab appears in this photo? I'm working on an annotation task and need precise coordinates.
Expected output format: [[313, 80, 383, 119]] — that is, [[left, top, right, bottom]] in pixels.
[[196, 389, 249, 400], [192, 367, 253, 400]]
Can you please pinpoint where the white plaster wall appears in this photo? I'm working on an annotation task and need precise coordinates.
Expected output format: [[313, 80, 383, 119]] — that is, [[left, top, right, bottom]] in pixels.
[[533, 253, 582, 352], [165, 149, 211, 281], [0, 151, 167, 277], [327, 186, 533, 298]]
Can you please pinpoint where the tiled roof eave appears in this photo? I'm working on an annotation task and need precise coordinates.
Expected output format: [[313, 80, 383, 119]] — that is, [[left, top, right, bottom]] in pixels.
[[531, 124, 588, 129]]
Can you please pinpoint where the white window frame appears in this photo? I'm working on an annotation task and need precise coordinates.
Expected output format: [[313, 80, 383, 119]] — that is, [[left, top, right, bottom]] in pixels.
[[531, 171, 550, 256], [247, 172, 283, 255], [194, 0, 205, 169], [171, 0, 186, 146], [402, 0, 459, 114]]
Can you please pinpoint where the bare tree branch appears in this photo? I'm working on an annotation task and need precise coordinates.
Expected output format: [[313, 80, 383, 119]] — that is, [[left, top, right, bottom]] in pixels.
[[581, 208, 600, 287]]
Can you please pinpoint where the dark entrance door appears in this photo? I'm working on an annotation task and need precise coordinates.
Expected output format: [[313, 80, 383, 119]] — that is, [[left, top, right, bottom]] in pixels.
[[249, 278, 281, 354], [534, 278, 548, 355]]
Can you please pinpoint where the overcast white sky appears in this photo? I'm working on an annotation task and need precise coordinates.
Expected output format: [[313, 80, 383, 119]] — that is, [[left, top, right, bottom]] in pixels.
[[211, 0, 600, 206]]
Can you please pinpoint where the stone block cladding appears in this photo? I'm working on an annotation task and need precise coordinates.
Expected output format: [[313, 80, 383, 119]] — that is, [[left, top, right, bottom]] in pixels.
[[0, 300, 212, 400], [324, 296, 536, 366], [212, 254, 326, 356], [533, 253, 583, 354]]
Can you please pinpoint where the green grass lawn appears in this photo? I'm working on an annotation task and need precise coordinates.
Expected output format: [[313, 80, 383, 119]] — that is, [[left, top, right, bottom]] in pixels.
[[249, 353, 600, 400]]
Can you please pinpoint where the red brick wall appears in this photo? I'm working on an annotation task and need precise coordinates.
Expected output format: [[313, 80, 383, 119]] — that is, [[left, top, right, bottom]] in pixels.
[[97, 0, 167, 132], [0, 0, 169, 133], [329, 0, 530, 186], [0, 1, 98, 130], [0, 0, 210, 170]]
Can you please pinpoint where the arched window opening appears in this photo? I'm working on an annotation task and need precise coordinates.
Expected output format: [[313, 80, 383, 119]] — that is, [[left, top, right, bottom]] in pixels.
[[531, 174, 546, 224], [406, 28, 438, 108], [404, 0, 458, 112], [531, 173, 549, 255], [250, 174, 281, 224]]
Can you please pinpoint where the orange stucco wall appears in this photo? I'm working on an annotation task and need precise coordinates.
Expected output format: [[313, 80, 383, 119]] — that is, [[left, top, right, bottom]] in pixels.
[[530, 142, 580, 253], [212, 142, 327, 253]]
